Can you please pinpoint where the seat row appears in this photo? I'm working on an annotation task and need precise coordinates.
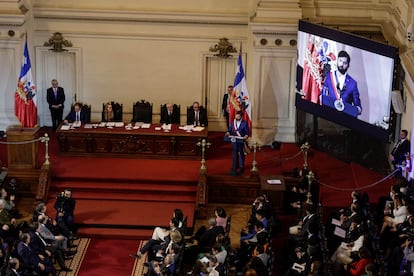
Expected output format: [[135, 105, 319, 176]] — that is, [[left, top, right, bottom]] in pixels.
[[71, 100, 208, 126]]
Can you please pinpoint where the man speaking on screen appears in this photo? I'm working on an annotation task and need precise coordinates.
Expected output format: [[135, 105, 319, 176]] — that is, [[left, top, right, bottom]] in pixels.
[[321, 50, 362, 117]]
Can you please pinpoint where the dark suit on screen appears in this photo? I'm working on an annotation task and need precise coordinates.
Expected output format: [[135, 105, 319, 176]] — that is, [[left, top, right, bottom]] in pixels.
[[47, 87, 65, 129], [321, 71, 362, 117]]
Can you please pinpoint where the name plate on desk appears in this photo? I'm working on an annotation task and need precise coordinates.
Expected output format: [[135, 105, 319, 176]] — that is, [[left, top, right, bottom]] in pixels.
[[224, 135, 245, 144], [267, 179, 282, 185]]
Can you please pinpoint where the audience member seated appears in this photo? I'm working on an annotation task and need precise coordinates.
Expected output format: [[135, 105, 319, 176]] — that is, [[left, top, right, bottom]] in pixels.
[[30, 222, 73, 272], [63, 102, 90, 124], [132, 100, 153, 123], [0, 200, 24, 246], [17, 233, 56, 276], [187, 101, 208, 126], [37, 215, 77, 253], [160, 103, 180, 125], [3, 257, 21, 276], [102, 101, 123, 122], [380, 193, 408, 235], [246, 243, 269, 276], [284, 246, 310, 276], [214, 207, 227, 230], [241, 209, 268, 242], [342, 246, 373, 276], [188, 242, 228, 276], [132, 217, 181, 260]]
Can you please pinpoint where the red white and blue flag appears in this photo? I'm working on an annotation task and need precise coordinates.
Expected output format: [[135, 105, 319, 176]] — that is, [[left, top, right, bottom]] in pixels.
[[15, 39, 38, 128], [230, 52, 252, 135]]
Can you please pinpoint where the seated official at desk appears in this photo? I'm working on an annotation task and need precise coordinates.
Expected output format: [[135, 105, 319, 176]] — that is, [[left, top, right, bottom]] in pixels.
[[160, 103, 180, 125], [64, 103, 89, 124], [187, 101, 208, 127], [102, 102, 114, 122]]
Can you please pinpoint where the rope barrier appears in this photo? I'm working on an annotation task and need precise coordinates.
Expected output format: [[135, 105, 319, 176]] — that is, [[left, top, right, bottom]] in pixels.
[[0, 137, 42, 145], [315, 169, 398, 192]]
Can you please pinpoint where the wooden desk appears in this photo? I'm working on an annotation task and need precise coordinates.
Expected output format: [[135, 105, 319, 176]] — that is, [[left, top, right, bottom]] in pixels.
[[56, 124, 208, 160], [260, 175, 286, 211]]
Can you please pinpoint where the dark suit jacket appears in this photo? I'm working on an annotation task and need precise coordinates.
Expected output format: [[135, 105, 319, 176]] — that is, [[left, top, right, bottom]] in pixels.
[[322, 71, 362, 112], [197, 225, 224, 251], [392, 138, 410, 165], [187, 107, 208, 126], [46, 87, 65, 108], [17, 242, 39, 268], [64, 109, 89, 123], [228, 119, 250, 137], [222, 93, 229, 115], [160, 107, 180, 124]]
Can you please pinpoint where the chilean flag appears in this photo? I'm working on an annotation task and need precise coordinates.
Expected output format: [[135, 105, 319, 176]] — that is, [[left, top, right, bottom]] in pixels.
[[230, 52, 252, 135], [15, 39, 38, 128]]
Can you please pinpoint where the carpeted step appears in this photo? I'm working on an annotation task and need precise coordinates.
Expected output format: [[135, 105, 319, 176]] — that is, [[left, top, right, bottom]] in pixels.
[[46, 199, 195, 236], [48, 180, 197, 202], [77, 227, 153, 240]]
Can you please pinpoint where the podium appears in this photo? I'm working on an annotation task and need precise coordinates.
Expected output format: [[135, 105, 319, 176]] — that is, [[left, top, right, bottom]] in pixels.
[[7, 126, 39, 169], [321, 95, 359, 117]]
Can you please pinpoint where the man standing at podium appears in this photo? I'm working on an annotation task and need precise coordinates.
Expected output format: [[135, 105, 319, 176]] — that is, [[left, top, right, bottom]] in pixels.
[[321, 50, 362, 117], [226, 110, 249, 175], [47, 79, 65, 130]]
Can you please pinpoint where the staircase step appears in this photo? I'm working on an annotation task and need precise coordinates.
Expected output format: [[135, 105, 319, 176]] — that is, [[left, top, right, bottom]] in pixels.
[[48, 191, 196, 202], [77, 227, 153, 240], [49, 181, 197, 192], [46, 199, 195, 229]]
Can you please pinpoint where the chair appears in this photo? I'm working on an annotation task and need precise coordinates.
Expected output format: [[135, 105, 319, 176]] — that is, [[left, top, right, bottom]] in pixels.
[[160, 103, 180, 124], [81, 103, 91, 123], [102, 101, 123, 122], [224, 215, 232, 237], [132, 100, 153, 123]]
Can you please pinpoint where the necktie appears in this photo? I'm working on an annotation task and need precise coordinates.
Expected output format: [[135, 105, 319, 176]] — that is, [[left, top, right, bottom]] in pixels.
[[54, 88, 57, 99], [195, 112, 199, 125], [36, 232, 47, 246], [76, 112, 80, 121]]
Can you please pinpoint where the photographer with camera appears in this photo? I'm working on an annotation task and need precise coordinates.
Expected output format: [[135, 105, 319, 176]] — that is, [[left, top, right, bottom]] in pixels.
[[54, 189, 77, 240]]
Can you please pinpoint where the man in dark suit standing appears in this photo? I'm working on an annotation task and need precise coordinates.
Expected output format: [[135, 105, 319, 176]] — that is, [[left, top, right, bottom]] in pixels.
[[222, 85, 233, 128], [187, 101, 208, 126], [160, 103, 180, 124], [226, 110, 250, 175], [46, 79, 65, 130], [63, 103, 89, 124], [390, 129, 411, 170]]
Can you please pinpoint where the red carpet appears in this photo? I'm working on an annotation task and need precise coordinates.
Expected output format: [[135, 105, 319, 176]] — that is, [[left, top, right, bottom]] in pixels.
[[77, 238, 140, 275], [1, 128, 396, 238]]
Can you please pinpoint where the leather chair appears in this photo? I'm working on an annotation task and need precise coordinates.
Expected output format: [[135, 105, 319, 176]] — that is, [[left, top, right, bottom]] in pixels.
[[132, 100, 153, 123]]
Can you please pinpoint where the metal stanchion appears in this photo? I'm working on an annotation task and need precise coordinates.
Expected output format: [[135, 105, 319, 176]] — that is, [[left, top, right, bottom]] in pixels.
[[196, 139, 211, 173], [40, 133, 50, 165]]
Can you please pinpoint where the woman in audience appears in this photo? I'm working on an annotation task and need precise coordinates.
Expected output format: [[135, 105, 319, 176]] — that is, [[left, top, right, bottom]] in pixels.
[[343, 246, 373, 276], [214, 207, 227, 230], [380, 193, 408, 234]]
